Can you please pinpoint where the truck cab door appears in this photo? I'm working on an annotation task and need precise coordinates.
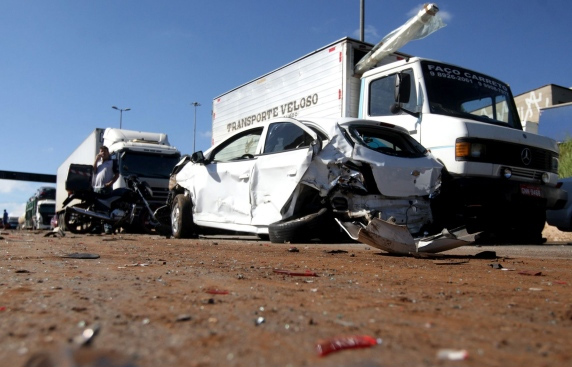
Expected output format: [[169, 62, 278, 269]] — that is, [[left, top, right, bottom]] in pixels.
[[362, 68, 423, 143]]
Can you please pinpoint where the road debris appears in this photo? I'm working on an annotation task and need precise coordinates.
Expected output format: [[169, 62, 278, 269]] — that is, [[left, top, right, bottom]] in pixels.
[[73, 323, 100, 346], [518, 270, 542, 276], [273, 269, 319, 277], [44, 227, 65, 237], [316, 335, 382, 357], [61, 253, 100, 259], [338, 218, 475, 254], [204, 288, 229, 295], [437, 348, 469, 360]]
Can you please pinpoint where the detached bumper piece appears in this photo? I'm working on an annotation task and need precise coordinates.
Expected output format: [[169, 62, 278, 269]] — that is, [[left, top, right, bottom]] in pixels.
[[337, 218, 475, 255]]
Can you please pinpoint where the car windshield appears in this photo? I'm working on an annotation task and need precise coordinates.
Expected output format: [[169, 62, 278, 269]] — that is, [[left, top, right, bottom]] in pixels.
[[118, 152, 181, 178], [348, 125, 427, 158], [421, 60, 522, 129]]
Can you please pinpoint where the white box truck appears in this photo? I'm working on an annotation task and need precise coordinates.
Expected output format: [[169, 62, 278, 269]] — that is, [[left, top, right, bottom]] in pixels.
[[56, 128, 181, 231], [212, 4, 566, 242]]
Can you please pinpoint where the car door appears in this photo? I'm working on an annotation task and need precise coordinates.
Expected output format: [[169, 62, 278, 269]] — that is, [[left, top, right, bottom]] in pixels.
[[250, 119, 318, 226], [191, 128, 263, 226]]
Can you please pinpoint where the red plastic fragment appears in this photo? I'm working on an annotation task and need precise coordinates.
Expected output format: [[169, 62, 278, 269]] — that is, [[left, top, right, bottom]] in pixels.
[[273, 269, 318, 277], [316, 335, 381, 356], [204, 288, 229, 295]]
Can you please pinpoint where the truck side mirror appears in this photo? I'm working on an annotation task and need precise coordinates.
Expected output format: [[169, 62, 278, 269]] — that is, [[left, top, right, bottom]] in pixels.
[[191, 151, 205, 164], [394, 72, 411, 104]]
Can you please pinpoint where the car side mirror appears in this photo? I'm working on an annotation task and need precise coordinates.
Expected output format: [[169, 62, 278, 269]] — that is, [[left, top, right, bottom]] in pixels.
[[191, 151, 206, 164]]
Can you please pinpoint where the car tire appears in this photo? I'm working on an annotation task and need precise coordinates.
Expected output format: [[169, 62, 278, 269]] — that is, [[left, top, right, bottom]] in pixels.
[[171, 194, 195, 239], [268, 208, 327, 243]]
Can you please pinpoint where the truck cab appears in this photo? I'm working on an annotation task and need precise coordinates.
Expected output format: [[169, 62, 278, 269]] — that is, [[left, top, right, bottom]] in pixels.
[[358, 57, 566, 241]]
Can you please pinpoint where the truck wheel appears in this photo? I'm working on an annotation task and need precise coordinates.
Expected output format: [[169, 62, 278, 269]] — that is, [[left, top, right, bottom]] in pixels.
[[64, 205, 95, 234], [515, 209, 546, 243], [268, 208, 327, 243], [171, 194, 195, 239]]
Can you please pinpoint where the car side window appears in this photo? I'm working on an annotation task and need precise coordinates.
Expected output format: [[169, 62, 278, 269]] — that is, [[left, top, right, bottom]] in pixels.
[[263, 122, 314, 154], [211, 128, 263, 162]]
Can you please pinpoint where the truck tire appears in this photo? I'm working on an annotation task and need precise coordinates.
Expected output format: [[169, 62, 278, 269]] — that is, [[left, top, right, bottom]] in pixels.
[[268, 208, 327, 243], [514, 208, 546, 243], [64, 205, 95, 234], [171, 194, 195, 239]]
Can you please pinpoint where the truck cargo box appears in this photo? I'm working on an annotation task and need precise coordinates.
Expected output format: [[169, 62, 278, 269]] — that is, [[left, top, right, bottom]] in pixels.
[[211, 37, 405, 145]]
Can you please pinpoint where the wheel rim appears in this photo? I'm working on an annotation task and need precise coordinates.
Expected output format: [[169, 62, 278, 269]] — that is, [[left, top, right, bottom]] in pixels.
[[171, 204, 180, 234]]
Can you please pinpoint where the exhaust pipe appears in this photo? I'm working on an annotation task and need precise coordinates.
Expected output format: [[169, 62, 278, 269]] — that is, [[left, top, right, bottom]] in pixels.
[[66, 206, 114, 222]]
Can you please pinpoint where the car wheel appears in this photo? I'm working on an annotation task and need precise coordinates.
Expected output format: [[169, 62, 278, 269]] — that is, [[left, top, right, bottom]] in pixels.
[[268, 208, 327, 243], [171, 194, 195, 239]]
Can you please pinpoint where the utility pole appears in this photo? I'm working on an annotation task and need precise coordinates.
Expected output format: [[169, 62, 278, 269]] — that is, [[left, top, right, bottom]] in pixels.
[[191, 102, 201, 152], [360, 0, 365, 42]]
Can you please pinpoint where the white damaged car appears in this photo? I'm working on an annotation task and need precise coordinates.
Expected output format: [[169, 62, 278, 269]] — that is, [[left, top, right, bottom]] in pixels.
[[164, 117, 469, 252]]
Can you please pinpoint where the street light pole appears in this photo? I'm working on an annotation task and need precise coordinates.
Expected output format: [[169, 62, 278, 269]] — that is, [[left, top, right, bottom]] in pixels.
[[112, 106, 131, 129], [191, 102, 201, 152]]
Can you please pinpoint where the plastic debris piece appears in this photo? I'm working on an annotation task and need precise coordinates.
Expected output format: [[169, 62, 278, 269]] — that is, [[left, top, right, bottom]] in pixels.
[[61, 253, 100, 259], [489, 263, 503, 269], [316, 335, 381, 357], [273, 269, 318, 277], [176, 314, 192, 322], [518, 270, 542, 276], [433, 260, 469, 265], [205, 288, 229, 295], [437, 349, 468, 360], [288, 246, 299, 252], [255, 317, 265, 326], [473, 251, 496, 259], [73, 323, 100, 346]]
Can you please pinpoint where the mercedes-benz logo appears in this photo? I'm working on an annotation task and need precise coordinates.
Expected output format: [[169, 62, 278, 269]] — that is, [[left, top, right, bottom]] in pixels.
[[521, 148, 532, 166]]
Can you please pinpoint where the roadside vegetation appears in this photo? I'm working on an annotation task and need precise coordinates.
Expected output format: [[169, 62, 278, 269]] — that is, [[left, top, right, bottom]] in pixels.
[[559, 139, 572, 178]]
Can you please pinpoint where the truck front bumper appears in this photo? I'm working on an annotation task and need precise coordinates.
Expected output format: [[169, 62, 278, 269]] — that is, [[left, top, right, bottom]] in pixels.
[[444, 176, 567, 211]]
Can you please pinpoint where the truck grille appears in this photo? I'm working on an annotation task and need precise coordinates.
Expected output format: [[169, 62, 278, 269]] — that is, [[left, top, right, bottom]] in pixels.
[[457, 138, 557, 174], [509, 168, 544, 180], [150, 186, 170, 204]]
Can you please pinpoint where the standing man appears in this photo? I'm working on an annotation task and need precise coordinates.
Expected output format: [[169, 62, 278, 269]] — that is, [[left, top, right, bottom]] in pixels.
[[93, 146, 119, 196], [3, 209, 8, 229], [93, 146, 119, 234]]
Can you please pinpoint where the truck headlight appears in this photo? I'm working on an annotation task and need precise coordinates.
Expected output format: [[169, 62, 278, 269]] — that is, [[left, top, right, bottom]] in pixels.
[[552, 157, 559, 172], [456, 141, 486, 159]]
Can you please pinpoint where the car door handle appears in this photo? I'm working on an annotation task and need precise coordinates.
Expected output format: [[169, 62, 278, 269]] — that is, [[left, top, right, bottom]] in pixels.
[[287, 169, 297, 176], [239, 172, 250, 180]]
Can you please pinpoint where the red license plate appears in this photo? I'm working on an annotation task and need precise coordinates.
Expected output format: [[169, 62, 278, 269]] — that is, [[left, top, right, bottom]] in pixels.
[[520, 184, 542, 198]]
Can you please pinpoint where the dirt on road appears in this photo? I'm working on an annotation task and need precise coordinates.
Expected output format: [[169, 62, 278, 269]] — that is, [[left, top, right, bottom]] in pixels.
[[1, 225, 571, 367]]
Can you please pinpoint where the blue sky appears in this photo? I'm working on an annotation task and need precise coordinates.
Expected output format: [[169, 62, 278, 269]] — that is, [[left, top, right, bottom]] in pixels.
[[1, 0, 571, 217]]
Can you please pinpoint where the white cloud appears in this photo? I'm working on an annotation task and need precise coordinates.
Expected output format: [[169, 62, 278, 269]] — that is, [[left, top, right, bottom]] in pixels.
[[0, 180, 35, 194]]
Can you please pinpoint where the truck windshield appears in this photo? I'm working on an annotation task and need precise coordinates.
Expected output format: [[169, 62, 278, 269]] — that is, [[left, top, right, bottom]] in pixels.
[[421, 61, 522, 129], [39, 204, 55, 215], [118, 152, 181, 179]]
